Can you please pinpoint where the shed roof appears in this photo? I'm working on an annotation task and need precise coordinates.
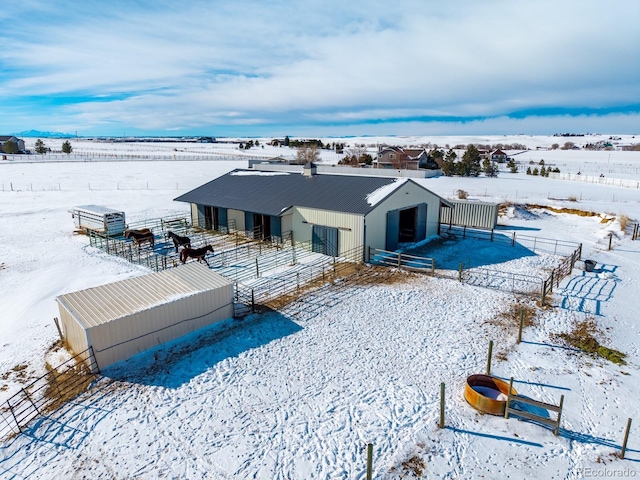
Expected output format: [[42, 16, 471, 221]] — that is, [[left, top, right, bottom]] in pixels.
[[56, 262, 232, 329], [174, 169, 442, 216]]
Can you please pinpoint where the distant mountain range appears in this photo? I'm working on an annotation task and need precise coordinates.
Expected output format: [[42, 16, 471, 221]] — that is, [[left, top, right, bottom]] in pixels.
[[13, 130, 74, 138]]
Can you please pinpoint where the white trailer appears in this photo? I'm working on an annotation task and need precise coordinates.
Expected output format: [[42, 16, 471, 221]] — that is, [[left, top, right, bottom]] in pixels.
[[69, 205, 126, 235]]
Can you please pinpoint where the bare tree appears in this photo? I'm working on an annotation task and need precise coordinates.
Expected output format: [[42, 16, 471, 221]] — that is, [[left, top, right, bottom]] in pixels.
[[295, 145, 321, 165], [347, 145, 367, 162]]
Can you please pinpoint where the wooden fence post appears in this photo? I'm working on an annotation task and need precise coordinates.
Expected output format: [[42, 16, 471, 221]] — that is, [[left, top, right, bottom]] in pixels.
[[458, 262, 463, 282], [251, 289, 255, 313], [504, 377, 514, 419], [620, 418, 632, 459], [486, 341, 493, 375], [439, 382, 445, 428], [511, 232, 516, 246], [549, 271, 554, 293], [517, 310, 524, 344], [554, 395, 564, 436], [53, 317, 63, 342], [366, 443, 373, 480], [608, 232, 613, 251]]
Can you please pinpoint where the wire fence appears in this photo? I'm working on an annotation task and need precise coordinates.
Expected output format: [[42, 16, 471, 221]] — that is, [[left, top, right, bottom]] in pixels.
[[0, 347, 99, 440]]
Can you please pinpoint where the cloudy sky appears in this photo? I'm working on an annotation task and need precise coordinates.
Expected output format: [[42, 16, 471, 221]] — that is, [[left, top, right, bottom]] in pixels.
[[1, 0, 639, 137]]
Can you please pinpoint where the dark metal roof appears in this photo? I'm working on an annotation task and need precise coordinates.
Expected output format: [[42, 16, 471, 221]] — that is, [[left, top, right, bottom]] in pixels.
[[174, 169, 413, 216]]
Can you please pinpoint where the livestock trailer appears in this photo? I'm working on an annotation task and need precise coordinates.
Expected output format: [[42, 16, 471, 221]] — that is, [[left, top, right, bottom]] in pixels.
[[69, 205, 126, 235], [55, 262, 234, 371]]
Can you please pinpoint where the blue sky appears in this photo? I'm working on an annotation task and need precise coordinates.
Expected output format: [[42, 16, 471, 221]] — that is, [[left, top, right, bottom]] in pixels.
[[1, 0, 639, 137]]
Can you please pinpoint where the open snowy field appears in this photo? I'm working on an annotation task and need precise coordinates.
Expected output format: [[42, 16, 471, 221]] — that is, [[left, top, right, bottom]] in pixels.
[[1, 136, 640, 479]]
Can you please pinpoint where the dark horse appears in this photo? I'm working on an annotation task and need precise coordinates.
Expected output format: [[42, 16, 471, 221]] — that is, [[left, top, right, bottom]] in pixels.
[[167, 231, 191, 253], [180, 245, 214, 266], [124, 228, 154, 248]]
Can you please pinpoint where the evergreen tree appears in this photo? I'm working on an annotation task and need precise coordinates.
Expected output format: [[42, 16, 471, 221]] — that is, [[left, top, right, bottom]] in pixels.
[[62, 141, 72, 154], [3, 140, 19, 154], [461, 144, 482, 176], [540, 165, 546, 176], [284, 136, 290, 147], [482, 158, 499, 177], [526, 166, 532, 175], [35, 139, 47, 154], [441, 149, 457, 176]]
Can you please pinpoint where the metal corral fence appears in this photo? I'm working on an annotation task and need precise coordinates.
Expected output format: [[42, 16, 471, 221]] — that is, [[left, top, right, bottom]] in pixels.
[[370, 226, 582, 302], [369, 248, 435, 273], [234, 245, 365, 311], [0, 347, 99, 440], [443, 225, 582, 257]]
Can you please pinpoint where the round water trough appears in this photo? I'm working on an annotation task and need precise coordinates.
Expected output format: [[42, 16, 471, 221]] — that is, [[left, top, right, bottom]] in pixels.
[[464, 374, 516, 416]]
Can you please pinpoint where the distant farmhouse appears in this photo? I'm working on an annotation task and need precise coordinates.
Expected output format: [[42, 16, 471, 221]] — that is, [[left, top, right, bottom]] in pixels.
[[175, 164, 453, 260], [374, 147, 440, 170], [0, 136, 25, 153], [489, 149, 508, 163]]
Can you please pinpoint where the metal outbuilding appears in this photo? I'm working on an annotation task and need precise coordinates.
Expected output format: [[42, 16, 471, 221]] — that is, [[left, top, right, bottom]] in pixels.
[[56, 262, 234, 372], [440, 199, 499, 230]]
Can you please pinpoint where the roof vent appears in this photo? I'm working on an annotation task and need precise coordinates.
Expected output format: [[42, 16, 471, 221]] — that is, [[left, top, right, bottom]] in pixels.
[[303, 162, 317, 177]]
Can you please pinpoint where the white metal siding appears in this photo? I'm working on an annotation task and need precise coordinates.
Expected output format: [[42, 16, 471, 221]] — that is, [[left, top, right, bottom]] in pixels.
[[292, 207, 364, 256], [281, 212, 293, 237], [190, 203, 199, 227], [59, 308, 90, 355], [228, 209, 245, 232]]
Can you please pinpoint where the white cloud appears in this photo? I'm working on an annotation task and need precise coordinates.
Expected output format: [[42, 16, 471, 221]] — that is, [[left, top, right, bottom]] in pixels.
[[0, 0, 638, 135]]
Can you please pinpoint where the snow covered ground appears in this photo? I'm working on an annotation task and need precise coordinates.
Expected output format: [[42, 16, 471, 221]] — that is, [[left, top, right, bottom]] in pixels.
[[1, 136, 639, 479]]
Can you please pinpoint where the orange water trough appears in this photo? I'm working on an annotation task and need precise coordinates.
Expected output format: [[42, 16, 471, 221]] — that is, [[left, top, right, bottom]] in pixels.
[[464, 374, 517, 416]]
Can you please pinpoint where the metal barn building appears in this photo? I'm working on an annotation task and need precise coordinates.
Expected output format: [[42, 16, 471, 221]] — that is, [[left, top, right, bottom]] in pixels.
[[56, 262, 233, 372], [174, 165, 454, 261]]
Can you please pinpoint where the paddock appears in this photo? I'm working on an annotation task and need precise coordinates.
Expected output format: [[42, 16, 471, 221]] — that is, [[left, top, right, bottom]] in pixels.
[[55, 262, 233, 372]]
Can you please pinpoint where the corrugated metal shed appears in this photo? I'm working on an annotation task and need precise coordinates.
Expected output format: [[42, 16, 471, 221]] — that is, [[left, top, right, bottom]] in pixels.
[[56, 262, 233, 371], [440, 199, 499, 229]]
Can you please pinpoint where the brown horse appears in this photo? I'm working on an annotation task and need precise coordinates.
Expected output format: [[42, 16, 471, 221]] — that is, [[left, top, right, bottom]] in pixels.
[[180, 245, 214, 266], [124, 229, 154, 248], [167, 231, 191, 252]]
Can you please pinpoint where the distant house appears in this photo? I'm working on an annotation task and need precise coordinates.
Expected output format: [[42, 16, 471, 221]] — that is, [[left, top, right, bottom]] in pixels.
[[375, 147, 440, 170], [174, 164, 454, 260], [490, 149, 508, 163], [0, 136, 25, 153], [197, 136, 216, 143]]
